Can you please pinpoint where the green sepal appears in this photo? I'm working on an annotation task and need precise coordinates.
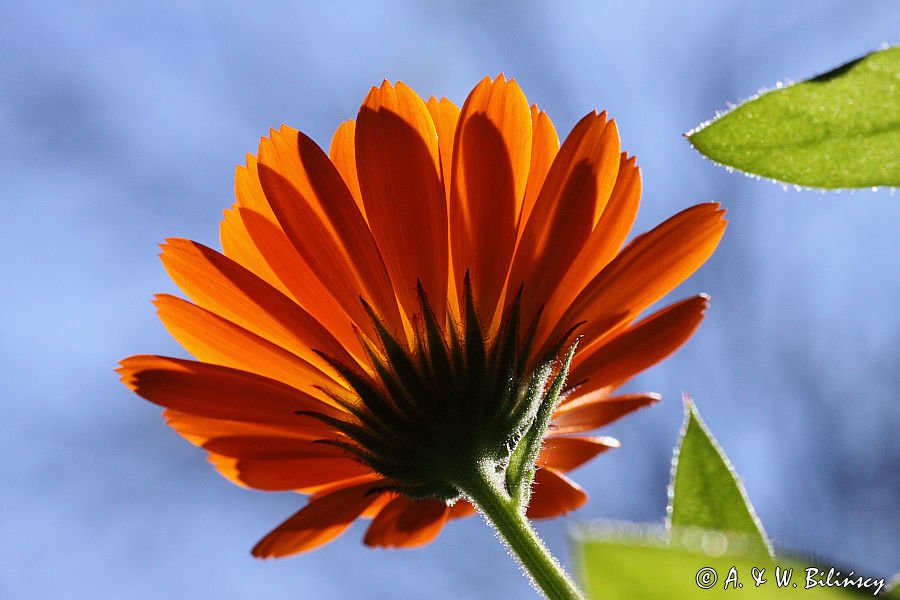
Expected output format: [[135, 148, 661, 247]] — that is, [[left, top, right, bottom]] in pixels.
[[293, 410, 412, 466], [485, 286, 523, 425], [312, 351, 414, 437], [462, 272, 487, 387], [416, 282, 455, 390], [506, 341, 578, 510], [360, 299, 430, 418]]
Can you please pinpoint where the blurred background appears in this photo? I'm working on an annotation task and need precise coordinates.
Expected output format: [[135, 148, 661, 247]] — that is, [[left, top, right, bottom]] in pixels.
[[2, 1, 898, 598]]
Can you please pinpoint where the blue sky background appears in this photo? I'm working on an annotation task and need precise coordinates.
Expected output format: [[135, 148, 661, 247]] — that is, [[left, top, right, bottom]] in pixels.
[[2, 1, 898, 598]]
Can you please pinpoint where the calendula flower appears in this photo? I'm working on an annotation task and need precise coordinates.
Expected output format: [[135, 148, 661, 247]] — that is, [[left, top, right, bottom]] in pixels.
[[119, 75, 725, 598]]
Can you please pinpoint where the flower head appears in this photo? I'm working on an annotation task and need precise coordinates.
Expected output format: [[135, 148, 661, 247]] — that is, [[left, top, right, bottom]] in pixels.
[[119, 76, 726, 558]]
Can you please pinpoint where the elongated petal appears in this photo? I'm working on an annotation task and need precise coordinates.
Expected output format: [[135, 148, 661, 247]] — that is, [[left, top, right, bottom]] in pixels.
[[519, 105, 560, 235], [363, 496, 450, 548], [159, 238, 356, 373], [236, 208, 364, 359], [425, 96, 460, 200], [231, 157, 362, 353], [118, 355, 345, 428], [202, 436, 371, 495], [154, 294, 340, 398], [252, 482, 387, 557], [162, 409, 317, 446], [538, 153, 641, 345], [450, 75, 532, 324], [426, 96, 463, 321], [571, 295, 709, 395], [256, 126, 404, 337], [225, 158, 282, 288], [356, 81, 448, 324], [219, 206, 288, 296], [552, 393, 661, 433], [508, 112, 620, 323], [201, 435, 349, 459], [208, 453, 371, 492], [228, 158, 293, 295], [538, 435, 619, 472], [526, 467, 587, 519], [328, 120, 365, 218], [549, 202, 726, 350]]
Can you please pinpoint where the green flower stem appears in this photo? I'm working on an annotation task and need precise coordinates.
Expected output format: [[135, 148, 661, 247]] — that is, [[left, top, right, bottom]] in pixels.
[[455, 464, 586, 600]]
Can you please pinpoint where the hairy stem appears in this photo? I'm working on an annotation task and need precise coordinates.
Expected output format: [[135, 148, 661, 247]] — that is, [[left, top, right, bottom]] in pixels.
[[455, 465, 585, 600]]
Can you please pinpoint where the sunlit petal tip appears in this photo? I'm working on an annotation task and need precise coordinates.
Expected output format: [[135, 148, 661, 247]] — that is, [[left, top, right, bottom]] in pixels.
[[115, 358, 139, 389], [596, 436, 621, 449]]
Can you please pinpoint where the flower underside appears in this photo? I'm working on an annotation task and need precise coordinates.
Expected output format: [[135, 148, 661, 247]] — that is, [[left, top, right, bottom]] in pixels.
[[118, 76, 729, 566], [305, 273, 578, 504]]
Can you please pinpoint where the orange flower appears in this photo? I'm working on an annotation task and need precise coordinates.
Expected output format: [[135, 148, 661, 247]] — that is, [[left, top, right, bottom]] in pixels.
[[119, 76, 725, 558]]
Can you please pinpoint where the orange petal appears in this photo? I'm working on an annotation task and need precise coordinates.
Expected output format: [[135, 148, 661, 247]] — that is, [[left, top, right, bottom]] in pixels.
[[161, 414, 373, 496], [328, 120, 365, 219], [229, 157, 316, 308], [552, 202, 726, 349], [425, 96, 460, 201], [356, 81, 448, 324], [538, 153, 641, 347], [163, 408, 319, 446], [117, 355, 345, 429], [220, 206, 288, 296], [252, 482, 386, 557], [359, 492, 395, 519], [538, 435, 619, 472], [201, 435, 350, 459], [235, 154, 273, 216], [208, 452, 372, 492], [363, 496, 450, 548], [448, 499, 477, 520], [526, 467, 588, 519], [519, 104, 560, 237], [571, 295, 709, 395], [230, 156, 363, 355], [450, 75, 532, 324], [159, 238, 356, 373], [507, 112, 619, 324], [426, 96, 462, 322], [236, 208, 364, 359], [210, 454, 376, 495], [256, 126, 404, 338], [153, 294, 340, 399], [552, 393, 661, 433]]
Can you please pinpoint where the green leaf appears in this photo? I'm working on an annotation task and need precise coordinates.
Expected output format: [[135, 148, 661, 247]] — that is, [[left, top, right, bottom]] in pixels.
[[669, 397, 771, 557], [687, 46, 900, 188], [883, 577, 900, 599], [574, 526, 871, 599]]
